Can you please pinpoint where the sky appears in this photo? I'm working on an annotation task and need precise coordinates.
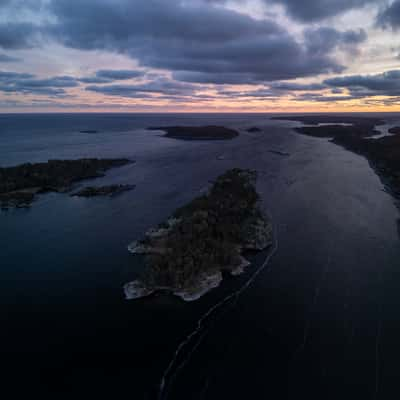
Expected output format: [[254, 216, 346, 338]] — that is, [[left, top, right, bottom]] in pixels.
[[1, 0, 400, 112]]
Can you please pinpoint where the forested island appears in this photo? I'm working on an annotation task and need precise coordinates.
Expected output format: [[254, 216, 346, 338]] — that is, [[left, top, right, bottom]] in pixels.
[[124, 168, 273, 301], [147, 125, 239, 140], [0, 158, 132, 209]]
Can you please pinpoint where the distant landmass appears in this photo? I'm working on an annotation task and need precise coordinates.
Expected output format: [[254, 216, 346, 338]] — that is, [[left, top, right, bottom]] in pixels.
[[0, 158, 132, 209], [273, 115, 400, 199], [148, 125, 239, 140]]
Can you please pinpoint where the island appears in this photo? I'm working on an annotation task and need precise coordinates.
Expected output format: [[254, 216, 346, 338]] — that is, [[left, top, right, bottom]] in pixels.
[[71, 184, 135, 197], [124, 168, 273, 302], [147, 125, 239, 140], [247, 127, 262, 133], [0, 158, 132, 209], [79, 130, 99, 134], [273, 115, 400, 198], [388, 126, 400, 135]]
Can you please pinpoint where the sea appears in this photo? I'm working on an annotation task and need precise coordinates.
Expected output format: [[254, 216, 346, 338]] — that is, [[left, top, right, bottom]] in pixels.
[[1, 113, 400, 400]]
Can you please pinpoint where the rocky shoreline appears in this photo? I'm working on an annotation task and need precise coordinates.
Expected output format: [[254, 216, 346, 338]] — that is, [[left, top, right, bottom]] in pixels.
[[124, 169, 273, 302], [0, 158, 133, 209], [147, 125, 239, 140], [273, 115, 400, 201]]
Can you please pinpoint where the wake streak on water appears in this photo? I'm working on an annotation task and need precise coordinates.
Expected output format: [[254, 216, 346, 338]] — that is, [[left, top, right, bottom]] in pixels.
[[158, 227, 279, 400]]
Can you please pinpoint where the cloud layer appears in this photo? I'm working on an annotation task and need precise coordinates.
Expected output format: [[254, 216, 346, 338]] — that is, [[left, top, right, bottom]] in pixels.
[[0, 0, 399, 110]]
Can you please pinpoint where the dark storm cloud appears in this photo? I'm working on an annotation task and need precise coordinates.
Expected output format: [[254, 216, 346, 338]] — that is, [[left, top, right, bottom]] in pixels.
[[45, 0, 364, 84], [0, 22, 40, 49], [266, 0, 376, 22], [377, 0, 400, 29], [324, 69, 400, 96]]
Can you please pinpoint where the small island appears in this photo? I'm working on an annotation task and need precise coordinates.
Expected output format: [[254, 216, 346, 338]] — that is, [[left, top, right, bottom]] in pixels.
[[0, 158, 132, 209], [247, 127, 262, 133], [80, 130, 99, 134], [124, 169, 273, 302], [147, 125, 239, 140], [388, 127, 400, 135], [71, 184, 135, 197]]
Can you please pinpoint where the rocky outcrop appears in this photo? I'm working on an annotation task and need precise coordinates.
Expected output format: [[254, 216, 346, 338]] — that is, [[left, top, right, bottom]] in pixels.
[[124, 169, 273, 302]]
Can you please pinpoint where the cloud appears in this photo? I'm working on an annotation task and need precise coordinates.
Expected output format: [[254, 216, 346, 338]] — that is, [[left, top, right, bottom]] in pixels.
[[377, 0, 400, 29], [0, 71, 33, 80], [324, 69, 400, 97], [266, 0, 377, 22], [85, 77, 198, 98], [95, 69, 146, 80], [0, 53, 21, 62], [0, 22, 40, 49], [269, 81, 327, 91], [0, 73, 78, 95], [45, 0, 361, 84], [304, 27, 367, 55], [294, 93, 356, 102], [79, 69, 146, 84]]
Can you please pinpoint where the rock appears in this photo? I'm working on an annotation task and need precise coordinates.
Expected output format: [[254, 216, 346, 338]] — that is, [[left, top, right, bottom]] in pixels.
[[230, 257, 251, 276], [173, 272, 223, 301], [0, 189, 37, 210], [124, 280, 155, 300]]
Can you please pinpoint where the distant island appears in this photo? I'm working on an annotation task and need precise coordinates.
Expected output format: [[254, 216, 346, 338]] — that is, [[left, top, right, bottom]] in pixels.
[[124, 168, 273, 302], [273, 115, 400, 198], [389, 126, 400, 135], [0, 158, 132, 209], [71, 184, 135, 197], [147, 125, 239, 140], [246, 127, 262, 133]]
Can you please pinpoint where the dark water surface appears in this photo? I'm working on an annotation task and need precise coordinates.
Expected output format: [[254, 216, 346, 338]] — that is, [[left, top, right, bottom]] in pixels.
[[1, 113, 399, 399]]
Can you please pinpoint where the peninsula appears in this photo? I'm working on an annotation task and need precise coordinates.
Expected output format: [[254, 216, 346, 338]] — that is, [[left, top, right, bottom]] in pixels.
[[273, 115, 400, 198], [124, 168, 273, 302], [0, 158, 132, 209]]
